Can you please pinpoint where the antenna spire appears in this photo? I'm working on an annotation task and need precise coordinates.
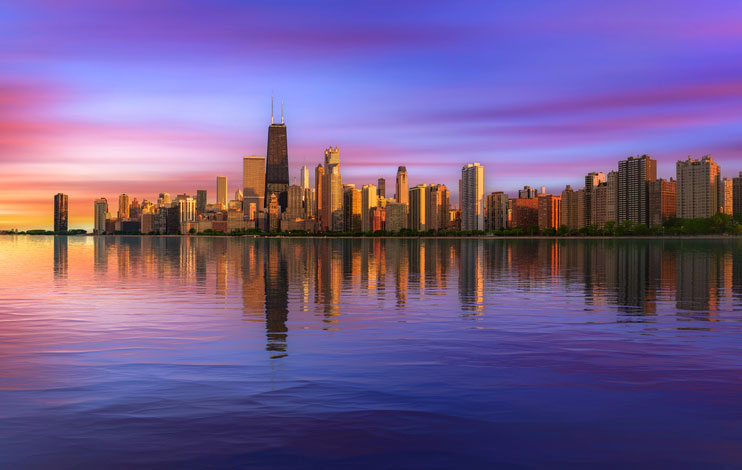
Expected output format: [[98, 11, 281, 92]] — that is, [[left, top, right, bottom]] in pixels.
[[271, 94, 274, 124], [281, 100, 284, 124]]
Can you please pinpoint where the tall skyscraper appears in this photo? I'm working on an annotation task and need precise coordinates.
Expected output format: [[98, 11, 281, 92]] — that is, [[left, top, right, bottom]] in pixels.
[[396, 167, 409, 205], [53, 193, 68, 232], [315, 164, 325, 228], [361, 184, 378, 232], [618, 155, 656, 225], [265, 100, 289, 211], [196, 190, 207, 215], [719, 177, 733, 215], [409, 184, 427, 231], [322, 147, 343, 231], [378, 177, 386, 199], [426, 184, 449, 232], [461, 163, 484, 230], [300, 165, 309, 190], [285, 184, 304, 220], [343, 185, 362, 232], [676, 155, 720, 219], [584, 171, 606, 226], [243, 155, 266, 216], [216, 176, 228, 208], [118, 193, 130, 219], [94, 198, 108, 234], [538, 195, 561, 231]]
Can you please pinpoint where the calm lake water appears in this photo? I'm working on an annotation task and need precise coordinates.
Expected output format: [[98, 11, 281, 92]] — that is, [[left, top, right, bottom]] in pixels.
[[0, 236, 741, 468]]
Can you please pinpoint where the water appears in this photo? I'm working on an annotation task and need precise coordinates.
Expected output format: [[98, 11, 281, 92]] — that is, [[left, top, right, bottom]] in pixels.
[[0, 236, 741, 468]]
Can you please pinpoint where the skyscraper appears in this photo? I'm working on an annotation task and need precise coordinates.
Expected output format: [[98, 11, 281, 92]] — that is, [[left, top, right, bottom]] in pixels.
[[378, 177, 386, 199], [461, 163, 484, 231], [409, 184, 427, 231], [560, 185, 578, 230], [94, 198, 108, 234], [648, 178, 677, 226], [618, 155, 656, 225], [361, 184, 378, 232], [396, 167, 409, 206], [322, 147, 342, 231], [300, 165, 309, 190], [118, 193, 130, 219], [719, 177, 733, 216], [426, 184, 449, 232], [676, 155, 720, 219], [265, 100, 289, 211], [196, 190, 207, 215], [216, 176, 228, 208], [343, 185, 362, 232], [518, 186, 538, 199], [243, 155, 266, 217], [733, 172, 742, 216], [485, 191, 508, 230], [315, 164, 325, 228], [54, 193, 68, 232], [538, 194, 561, 231], [584, 171, 606, 226]]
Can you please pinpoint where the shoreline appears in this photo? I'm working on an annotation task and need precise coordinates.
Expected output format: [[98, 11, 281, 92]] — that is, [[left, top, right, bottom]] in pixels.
[[3, 233, 741, 240]]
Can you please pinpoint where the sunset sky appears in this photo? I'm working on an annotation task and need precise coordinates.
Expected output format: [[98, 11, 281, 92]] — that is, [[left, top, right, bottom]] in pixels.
[[1, 0, 741, 230]]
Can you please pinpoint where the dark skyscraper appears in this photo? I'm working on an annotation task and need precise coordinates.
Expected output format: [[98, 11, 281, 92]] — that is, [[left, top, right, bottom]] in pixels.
[[196, 190, 207, 215], [54, 193, 68, 232], [265, 99, 289, 211], [378, 177, 386, 199]]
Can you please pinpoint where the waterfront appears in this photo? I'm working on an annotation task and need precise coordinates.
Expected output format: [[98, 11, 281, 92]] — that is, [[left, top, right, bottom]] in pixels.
[[0, 236, 741, 468]]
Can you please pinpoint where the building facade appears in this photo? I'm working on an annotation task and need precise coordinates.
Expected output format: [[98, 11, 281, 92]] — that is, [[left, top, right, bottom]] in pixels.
[[648, 178, 677, 226], [54, 193, 68, 232], [676, 155, 720, 219], [460, 163, 484, 230], [618, 155, 656, 225]]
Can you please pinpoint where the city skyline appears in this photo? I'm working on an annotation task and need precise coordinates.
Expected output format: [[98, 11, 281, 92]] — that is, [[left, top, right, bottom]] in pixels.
[[1, 0, 741, 230]]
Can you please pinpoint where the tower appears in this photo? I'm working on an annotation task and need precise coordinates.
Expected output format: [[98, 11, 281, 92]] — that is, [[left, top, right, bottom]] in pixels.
[[396, 166, 409, 205], [265, 98, 289, 211], [54, 193, 68, 232]]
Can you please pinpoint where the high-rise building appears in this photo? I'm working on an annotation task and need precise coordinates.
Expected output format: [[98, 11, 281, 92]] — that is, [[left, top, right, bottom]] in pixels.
[[243, 155, 266, 216], [265, 102, 289, 211], [285, 184, 304, 220], [396, 166, 409, 206], [370, 206, 385, 232], [512, 198, 539, 229], [576, 189, 586, 228], [560, 185, 578, 230], [676, 155, 720, 219], [304, 187, 315, 220], [196, 190, 207, 215], [537, 195, 561, 231], [618, 155, 656, 225], [378, 177, 386, 199], [94, 198, 108, 234], [426, 184, 449, 232], [300, 165, 309, 190], [322, 147, 343, 231], [158, 192, 171, 206], [485, 191, 508, 230], [176, 196, 196, 223], [129, 198, 141, 219], [314, 164, 324, 228], [584, 171, 606, 226], [460, 163, 484, 230], [605, 171, 618, 223], [409, 184, 427, 232], [54, 193, 68, 232], [648, 178, 677, 226], [216, 176, 228, 208], [518, 186, 538, 199], [361, 184, 378, 232], [733, 172, 742, 216], [266, 193, 280, 231], [343, 185, 362, 232], [385, 202, 408, 232], [719, 177, 733, 216], [118, 193, 130, 219]]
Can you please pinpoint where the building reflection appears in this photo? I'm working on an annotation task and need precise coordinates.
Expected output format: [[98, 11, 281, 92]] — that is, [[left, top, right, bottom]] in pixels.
[[87, 236, 742, 358], [53, 235, 68, 279]]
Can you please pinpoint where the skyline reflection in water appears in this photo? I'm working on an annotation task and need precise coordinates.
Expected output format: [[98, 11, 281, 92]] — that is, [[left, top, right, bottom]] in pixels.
[[1, 236, 741, 468]]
